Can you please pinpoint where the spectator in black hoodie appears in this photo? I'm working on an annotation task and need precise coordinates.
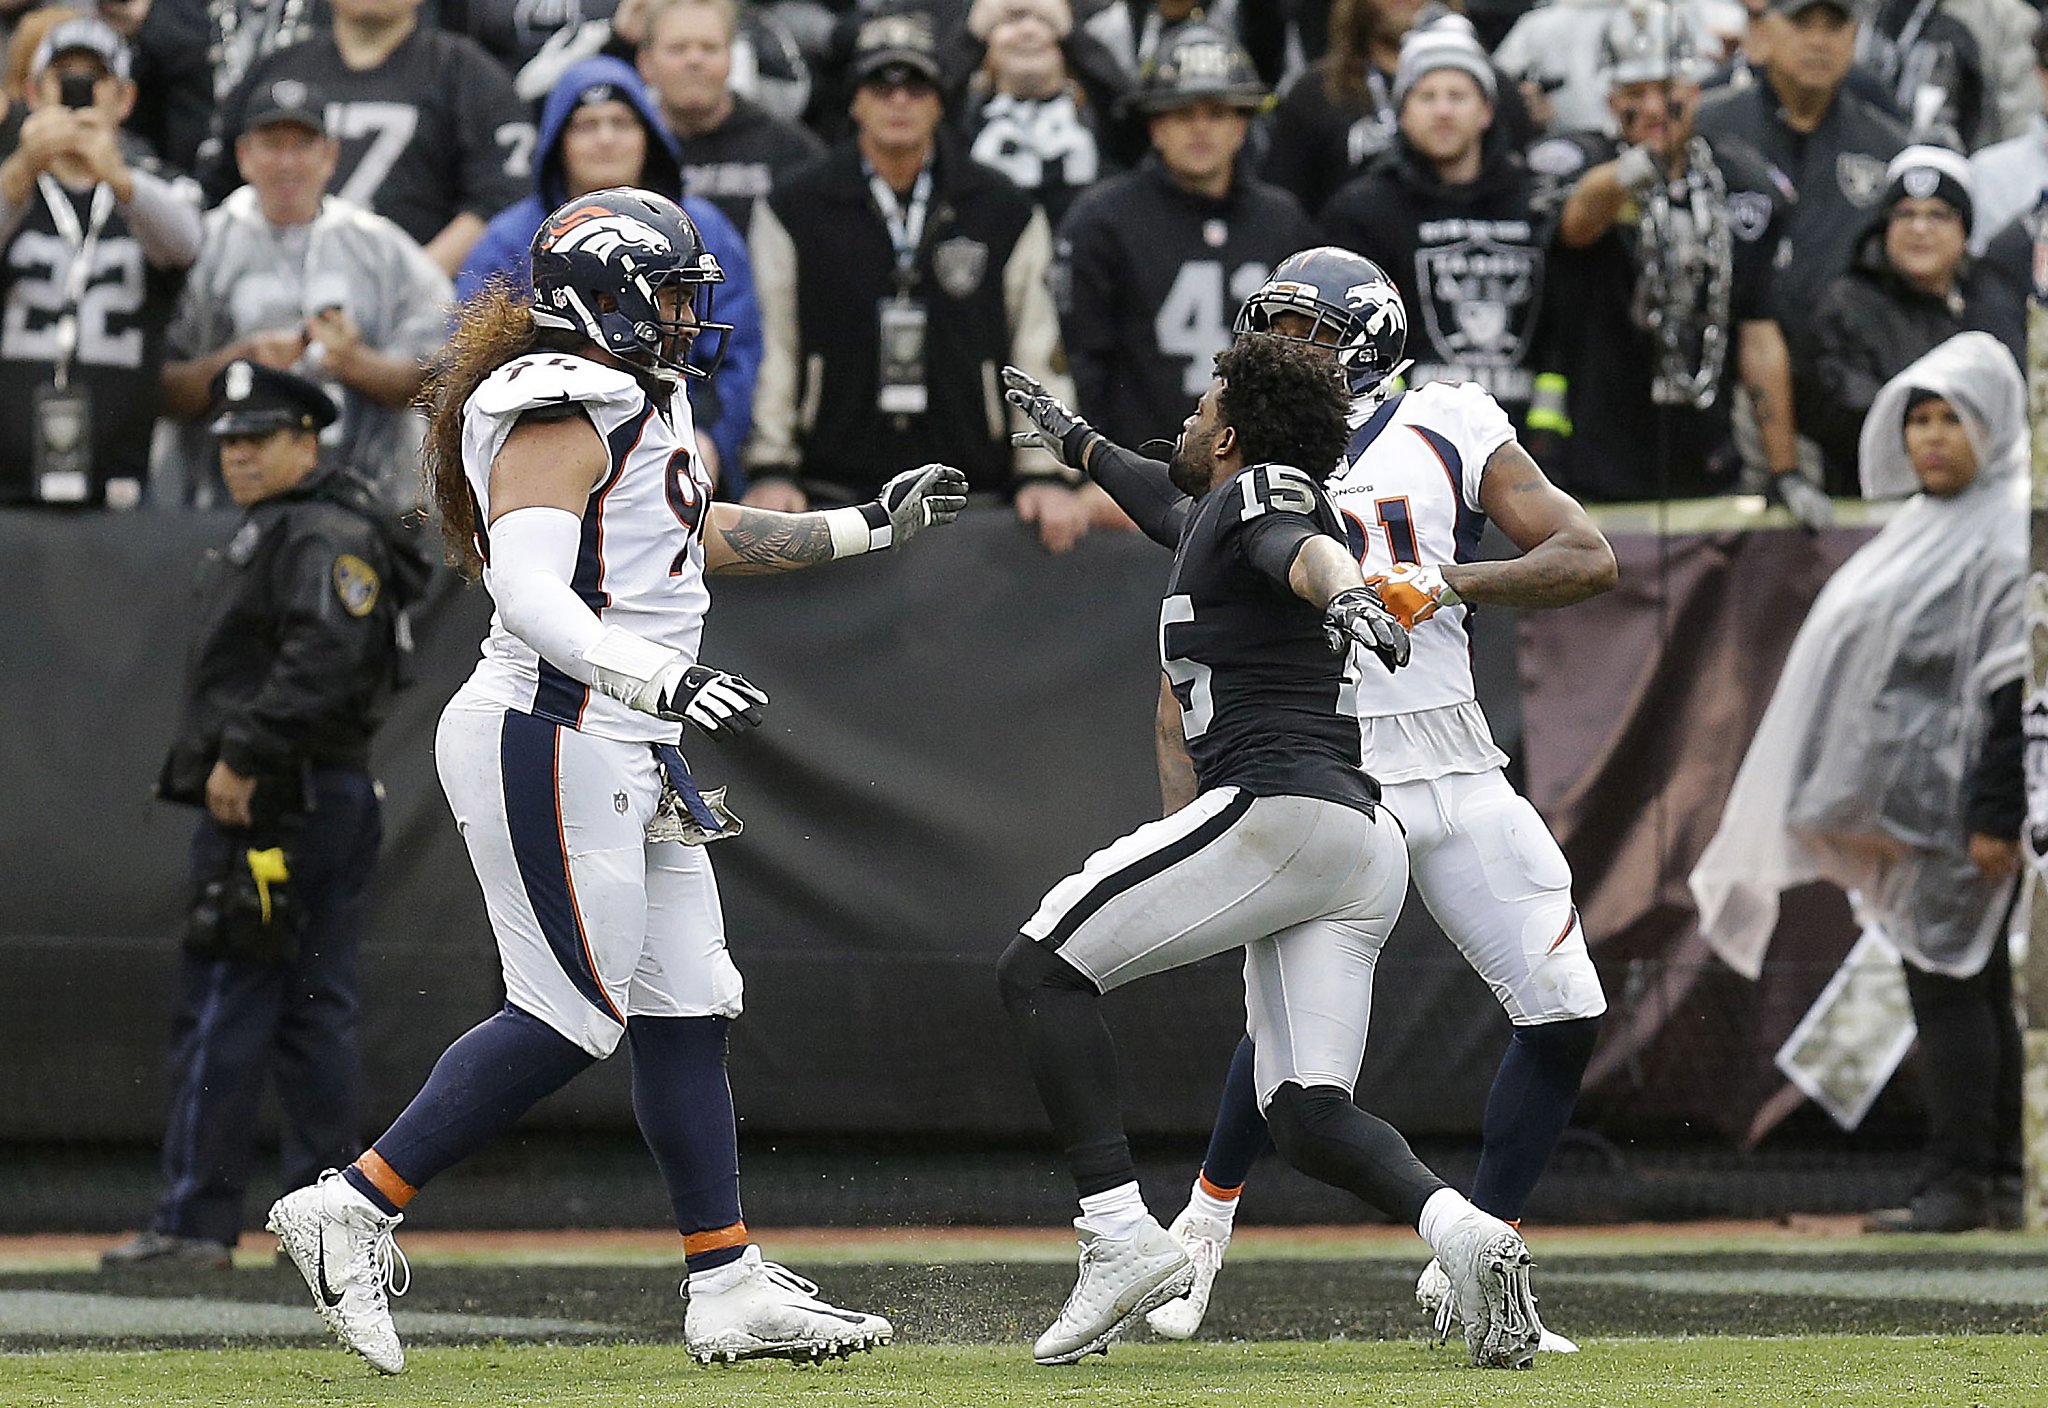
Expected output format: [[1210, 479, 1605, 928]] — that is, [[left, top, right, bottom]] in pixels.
[[1807, 146, 2000, 485], [1322, 18, 1544, 423]]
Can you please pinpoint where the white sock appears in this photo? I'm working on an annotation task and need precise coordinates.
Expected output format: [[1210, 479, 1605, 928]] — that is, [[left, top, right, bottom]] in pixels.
[[1189, 1177, 1240, 1226], [687, 1248, 755, 1297], [1416, 1187, 1479, 1258], [1077, 1181, 1150, 1238]]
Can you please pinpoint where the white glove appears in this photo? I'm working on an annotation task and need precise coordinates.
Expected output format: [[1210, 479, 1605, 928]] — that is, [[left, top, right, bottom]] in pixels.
[[1614, 143, 1660, 194], [1365, 562, 1461, 629], [638, 662, 768, 737]]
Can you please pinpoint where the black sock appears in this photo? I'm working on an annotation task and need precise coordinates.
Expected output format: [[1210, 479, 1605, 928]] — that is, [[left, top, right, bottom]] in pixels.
[[997, 935, 1135, 1198], [1470, 1016, 1600, 1221], [1197, 1035, 1273, 1191], [1264, 1081, 1446, 1226]]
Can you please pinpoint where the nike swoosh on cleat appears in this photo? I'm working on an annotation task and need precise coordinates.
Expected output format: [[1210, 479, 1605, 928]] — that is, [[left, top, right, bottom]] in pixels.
[[315, 1239, 344, 1309]]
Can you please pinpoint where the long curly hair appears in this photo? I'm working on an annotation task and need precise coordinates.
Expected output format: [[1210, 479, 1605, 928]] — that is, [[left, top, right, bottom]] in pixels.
[[1213, 333, 1352, 481], [418, 281, 581, 578]]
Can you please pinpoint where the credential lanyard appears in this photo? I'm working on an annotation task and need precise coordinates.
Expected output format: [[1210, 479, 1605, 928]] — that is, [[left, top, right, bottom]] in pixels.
[[37, 174, 116, 391], [865, 162, 932, 287]]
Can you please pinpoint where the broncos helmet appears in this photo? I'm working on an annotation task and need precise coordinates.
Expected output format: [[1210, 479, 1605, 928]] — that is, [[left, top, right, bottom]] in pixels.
[[1234, 247, 1408, 397], [529, 188, 731, 384]]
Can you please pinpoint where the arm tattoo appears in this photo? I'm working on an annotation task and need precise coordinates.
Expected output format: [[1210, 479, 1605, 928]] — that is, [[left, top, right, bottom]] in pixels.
[[710, 507, 836, 575]]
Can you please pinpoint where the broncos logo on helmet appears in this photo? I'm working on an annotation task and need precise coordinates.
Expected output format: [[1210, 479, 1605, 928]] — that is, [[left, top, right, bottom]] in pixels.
[[1233, 247, 1409, 398], [529, 188, 731, 384]]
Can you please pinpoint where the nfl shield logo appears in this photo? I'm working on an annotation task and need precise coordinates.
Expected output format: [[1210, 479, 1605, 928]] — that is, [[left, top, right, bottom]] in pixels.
[[933, 236, 989, 298]]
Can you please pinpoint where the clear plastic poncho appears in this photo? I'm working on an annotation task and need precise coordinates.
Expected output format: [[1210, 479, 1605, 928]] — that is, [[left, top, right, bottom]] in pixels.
[[1691, 332, 2027, 979]]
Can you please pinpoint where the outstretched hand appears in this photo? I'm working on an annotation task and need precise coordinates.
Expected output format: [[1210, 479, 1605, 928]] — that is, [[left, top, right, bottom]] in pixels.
[[876, 463, 969, 546], [1323, 586, 1411, 673], [1002, 365, 1091, 470]]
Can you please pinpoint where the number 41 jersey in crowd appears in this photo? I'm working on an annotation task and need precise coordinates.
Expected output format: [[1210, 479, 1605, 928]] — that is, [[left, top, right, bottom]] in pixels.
[[1326, 380, 1517, 784], [460, 353, 713, 744], [1162, 462, 1380, 816]]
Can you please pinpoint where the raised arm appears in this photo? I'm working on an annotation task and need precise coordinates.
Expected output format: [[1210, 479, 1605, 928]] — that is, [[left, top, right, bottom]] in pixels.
[[1002, 365, 1191, 547]]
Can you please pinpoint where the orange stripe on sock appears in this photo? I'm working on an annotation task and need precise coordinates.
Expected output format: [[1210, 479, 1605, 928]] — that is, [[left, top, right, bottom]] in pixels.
[[1197, 1172, 1244, 1201], [683, 1221, 749, 1257], [354, 1150, 417, 1209]]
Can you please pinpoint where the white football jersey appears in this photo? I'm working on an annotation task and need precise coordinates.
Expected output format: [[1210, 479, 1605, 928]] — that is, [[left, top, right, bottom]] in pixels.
[[460, 352, 714, 743], [1326, 381, 1515, 782]]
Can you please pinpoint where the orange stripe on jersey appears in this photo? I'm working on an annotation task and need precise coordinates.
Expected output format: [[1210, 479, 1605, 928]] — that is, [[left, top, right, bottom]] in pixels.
[[353, 1150, 419, 1209], [683, 1221, 750, 1256], [1198, 1171, 1244, 1201], [1544, 910, 1579, 956]]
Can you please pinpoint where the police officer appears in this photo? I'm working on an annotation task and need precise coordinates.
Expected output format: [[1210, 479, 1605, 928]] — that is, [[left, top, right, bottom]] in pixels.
[[102, 363, 427, 1269], [1055, 24, 1315, 453]]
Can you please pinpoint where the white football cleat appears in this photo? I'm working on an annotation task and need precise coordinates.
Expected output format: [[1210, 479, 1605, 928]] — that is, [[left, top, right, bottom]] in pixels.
[[684, 1247, 892, 1364], [1144, 1205, 1231, 1339], [1433, 1210, 1543, 1369], [267, 1170, 409, 1374], [1034, 1218, 1193, 1365], [1421, 1254, 1576, 1353]]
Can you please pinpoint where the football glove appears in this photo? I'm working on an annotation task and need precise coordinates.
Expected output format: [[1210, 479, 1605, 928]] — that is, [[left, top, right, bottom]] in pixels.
[[1001, 364, 1093, 470], [875, 463, 969, 546], [638, 662, 768, 737], [1324, 585, 1411, 673], [1770, 472, 1834, 535], [1365, 563, 1461, 629]]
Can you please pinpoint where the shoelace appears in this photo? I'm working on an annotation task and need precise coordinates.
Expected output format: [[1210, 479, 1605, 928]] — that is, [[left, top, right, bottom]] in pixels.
[[1432, 1284, 1458, 1345], [356, 1227, 410, 1301], [758, 1261, 820, 1301]]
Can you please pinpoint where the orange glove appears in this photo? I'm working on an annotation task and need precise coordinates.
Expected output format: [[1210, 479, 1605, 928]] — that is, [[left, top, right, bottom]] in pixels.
[[1364, 563, 1460, 629]]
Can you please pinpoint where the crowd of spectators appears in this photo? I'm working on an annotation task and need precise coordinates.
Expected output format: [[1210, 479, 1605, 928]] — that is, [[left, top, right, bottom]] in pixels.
[[0, 0, 2039, 536]]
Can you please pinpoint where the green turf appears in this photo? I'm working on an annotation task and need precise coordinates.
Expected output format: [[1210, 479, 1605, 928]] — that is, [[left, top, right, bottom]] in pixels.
[[3, 1337, 2043, 1408]]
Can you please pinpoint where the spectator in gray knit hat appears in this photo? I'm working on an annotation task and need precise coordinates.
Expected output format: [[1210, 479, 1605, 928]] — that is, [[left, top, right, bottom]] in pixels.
[[1391, 14, 1497, 109]]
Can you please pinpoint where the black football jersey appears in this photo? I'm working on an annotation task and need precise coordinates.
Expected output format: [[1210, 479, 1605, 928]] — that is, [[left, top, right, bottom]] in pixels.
[[1162, 462, 1380, 814], [0, 158, 188, 501], [206, 29, 535, 246]]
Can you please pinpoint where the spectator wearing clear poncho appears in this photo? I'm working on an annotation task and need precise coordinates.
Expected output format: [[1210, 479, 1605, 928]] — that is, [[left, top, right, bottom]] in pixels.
[[1691, 331, 2027, 1235]]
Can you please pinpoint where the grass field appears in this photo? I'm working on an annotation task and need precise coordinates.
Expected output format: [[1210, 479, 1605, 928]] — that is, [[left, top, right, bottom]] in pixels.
[[4, 1226, 2046, 1407]]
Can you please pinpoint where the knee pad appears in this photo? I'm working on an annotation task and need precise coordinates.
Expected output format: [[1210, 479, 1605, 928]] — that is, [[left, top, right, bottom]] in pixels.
[[997, 934, 1096, 1012]]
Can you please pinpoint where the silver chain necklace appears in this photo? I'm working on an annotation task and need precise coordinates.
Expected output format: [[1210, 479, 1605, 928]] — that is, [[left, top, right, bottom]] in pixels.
[[209, 0, 316, 102], [1630, 136, 1734, 410]]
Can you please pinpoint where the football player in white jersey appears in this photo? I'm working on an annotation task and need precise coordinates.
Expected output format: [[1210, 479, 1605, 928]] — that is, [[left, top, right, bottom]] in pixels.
[[1008, 246, 1616, 1351], [266, 189, 967, 1375]]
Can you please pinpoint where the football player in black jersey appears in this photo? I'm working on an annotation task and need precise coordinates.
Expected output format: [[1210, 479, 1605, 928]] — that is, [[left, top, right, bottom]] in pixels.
[[996, 335, 1545, 1371]]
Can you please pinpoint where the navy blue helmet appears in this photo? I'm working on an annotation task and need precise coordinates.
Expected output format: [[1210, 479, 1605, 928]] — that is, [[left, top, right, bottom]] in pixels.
[[529, 188, 730, 383], [1233, 247, 1408, 397]]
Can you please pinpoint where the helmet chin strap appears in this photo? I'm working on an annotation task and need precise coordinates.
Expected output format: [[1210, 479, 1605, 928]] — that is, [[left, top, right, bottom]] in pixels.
[[1352, 358, 1412, 412]]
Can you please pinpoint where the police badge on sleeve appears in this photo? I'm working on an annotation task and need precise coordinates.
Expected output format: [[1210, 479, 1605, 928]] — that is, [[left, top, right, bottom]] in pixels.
[[332, 554, 381, 617]]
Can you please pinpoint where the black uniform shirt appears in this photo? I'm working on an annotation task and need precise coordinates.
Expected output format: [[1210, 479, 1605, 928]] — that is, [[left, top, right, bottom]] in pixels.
[[1164, 462, 1380, 814], [1694, 78, 1907, 351], [204, 28, 536, 246], [159, 471, 416, 803], [1056, 156, 1317, 451], [0, 139, 189, 503], [678, 94, 825, 234], [1526, 128, 1793, 500]]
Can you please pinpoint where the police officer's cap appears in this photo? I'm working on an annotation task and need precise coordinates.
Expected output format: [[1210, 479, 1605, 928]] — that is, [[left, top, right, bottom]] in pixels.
[[206, 361, 337, 438], [1129, 23, 1266, 115]]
